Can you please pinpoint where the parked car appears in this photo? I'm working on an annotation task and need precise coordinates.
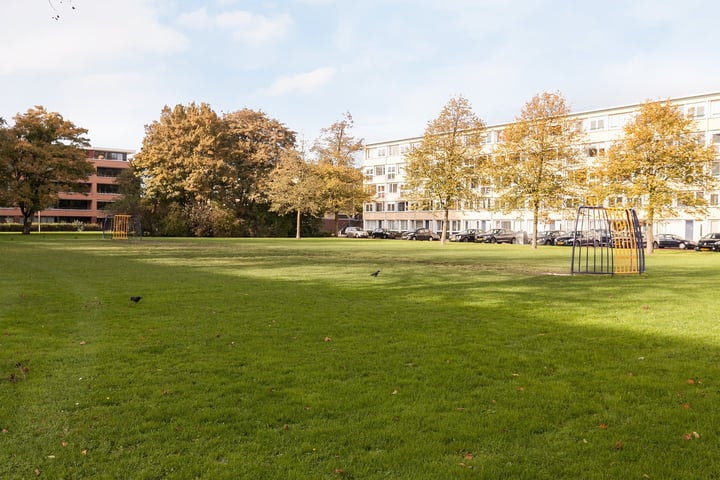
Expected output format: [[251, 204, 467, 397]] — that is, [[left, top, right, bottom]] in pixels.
[[696, 232, 720, 251], [609, 231, 645, 248], [652, 234, 696, 250], [536, 230, 565, 245], [554, 230, 595, 247], [477, 228, 519, 244], [340, 226, 369, 238], [370, 228, 398, 239], [405, 227, 440, 241], [450, 229, 482, 242]]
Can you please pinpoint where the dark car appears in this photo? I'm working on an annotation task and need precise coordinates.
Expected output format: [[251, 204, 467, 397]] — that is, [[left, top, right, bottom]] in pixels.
[[696, 233, 720, 251], [450, 229, 481, 242], [405, 227, 440, 241], [477, 228, 519, 244], [371, 228, 398, 239], [554, 230, 594, 247], [537, 230, 565, 245], [653, 234, 696, 250]]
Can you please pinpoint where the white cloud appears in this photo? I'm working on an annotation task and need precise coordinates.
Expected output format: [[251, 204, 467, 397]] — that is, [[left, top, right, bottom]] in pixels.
[[261, 67, 337, 96], [216, 11, 293, 44], [0, 0, 188, 76], [177, 7, 213, 29]]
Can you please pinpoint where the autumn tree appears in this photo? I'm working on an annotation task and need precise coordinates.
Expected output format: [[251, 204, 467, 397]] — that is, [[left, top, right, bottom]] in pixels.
[[133, 104, 297, 236], [0, 106, 93, 234], [403, 96, 487, 243], [492, 91, 584, 248], [133, 103, 225, 206], [266, 150, 325, 239], [311, 112, 366, 233], [599, 99, 716, 253], [222, 109, 297, 236]]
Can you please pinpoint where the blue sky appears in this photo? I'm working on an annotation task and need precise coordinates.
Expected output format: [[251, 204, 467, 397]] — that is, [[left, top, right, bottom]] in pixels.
[[2, 0, 720, 153]]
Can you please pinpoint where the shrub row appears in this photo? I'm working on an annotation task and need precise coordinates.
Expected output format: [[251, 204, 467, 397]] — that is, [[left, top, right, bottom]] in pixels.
[[0, 223, 102, 232]]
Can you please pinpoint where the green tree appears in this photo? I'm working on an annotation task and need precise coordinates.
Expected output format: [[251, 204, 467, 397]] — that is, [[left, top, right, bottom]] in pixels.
[[266, 150, 325, 239], [492, 91, 584, 248], [599, 99, 716, 253], [404, 96, 487, 243], [222, 109, 297, 235], [0, 106, 93, 234], [311, 112, 365, 234]]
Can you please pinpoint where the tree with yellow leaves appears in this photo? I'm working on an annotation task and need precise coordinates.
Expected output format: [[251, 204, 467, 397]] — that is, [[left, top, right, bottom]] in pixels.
[[491, 91, 585, 248], [404, 96, 487, 244], [599, 100, 716, 253]]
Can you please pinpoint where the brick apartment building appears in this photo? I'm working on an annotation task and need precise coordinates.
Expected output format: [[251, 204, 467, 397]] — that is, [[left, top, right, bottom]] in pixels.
[[0, 147, 134, 226]]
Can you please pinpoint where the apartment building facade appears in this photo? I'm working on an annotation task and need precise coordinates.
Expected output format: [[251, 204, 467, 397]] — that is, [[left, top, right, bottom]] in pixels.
[[361, 92, 720, 241], [0, 147, 134, 225]]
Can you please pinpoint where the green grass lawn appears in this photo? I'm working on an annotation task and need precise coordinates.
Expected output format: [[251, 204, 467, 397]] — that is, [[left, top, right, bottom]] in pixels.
[[2, 235, 720, 479]]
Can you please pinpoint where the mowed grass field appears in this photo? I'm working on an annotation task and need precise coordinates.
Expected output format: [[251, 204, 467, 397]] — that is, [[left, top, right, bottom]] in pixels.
[[2, 234, 720, 479]]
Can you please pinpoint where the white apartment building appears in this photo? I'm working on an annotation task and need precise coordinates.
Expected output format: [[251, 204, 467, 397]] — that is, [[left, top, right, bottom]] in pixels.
[[361, 92, 720, 241]]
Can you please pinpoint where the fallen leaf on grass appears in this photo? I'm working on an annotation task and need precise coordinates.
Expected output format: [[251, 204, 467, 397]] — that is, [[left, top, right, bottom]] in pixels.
[[80, 449, 87, 455], [682, 403, 691, 409], [683, 432, 701, 440], [324, 336, 331, 342], [464, 452, 474, 460], [61, 441, 68, 448], [391, 389, 398, 395], [599, 423, 609, 430], [79, 341, 86, 345], [334, 468, 345, 475], [614, 441, 624, 450], [34, 468, 40, 476], [1, 428, 7, 433], [516, 386, 525, 392]]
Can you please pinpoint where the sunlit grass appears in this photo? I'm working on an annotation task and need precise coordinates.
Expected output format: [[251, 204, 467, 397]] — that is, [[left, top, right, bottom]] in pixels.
[[1, 235, 720, 479]]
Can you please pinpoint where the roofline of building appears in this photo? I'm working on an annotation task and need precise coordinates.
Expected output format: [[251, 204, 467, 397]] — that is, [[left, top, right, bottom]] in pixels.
[[365, 91, 720, 148]]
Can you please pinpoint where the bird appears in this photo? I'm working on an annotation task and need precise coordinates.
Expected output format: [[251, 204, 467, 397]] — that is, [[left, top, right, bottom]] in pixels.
[[370, 270, 380, 277], [130, 296, 142, 303]]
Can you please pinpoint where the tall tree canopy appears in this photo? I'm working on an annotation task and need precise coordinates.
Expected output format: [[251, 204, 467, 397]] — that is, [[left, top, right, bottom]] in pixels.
[[132, 102, 225, 206], [492, 91, 584, 248], [265, 150, 325, 239], [599, 99, 716, 253], [0, 106, 92, 234], [132, 103, 297, 236], [404, 96, 487, 243], [222, 108, 297, 234], [311, 112, 366, 233]]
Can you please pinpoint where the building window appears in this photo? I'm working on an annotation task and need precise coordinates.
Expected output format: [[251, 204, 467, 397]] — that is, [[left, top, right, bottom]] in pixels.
[[397, 202, 407, 212], [365, 203, 373, 212], [374, 165, 385, 176], [388, 144, 399, 156], [588, 117, 605, 131], [97, 184, 120, 194], [387, 165, 396, 180], [685, 103, 706, 118], [387, 203, 396, 212], [712, 100, 720, 117], [376, 185, 385, 199], [375, 202, 384, 212], [711, 194, 719, 206]]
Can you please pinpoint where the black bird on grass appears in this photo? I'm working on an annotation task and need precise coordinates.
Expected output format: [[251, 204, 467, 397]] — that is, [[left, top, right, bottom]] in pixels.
[[130, 296, 142, 303], [370, 270, 380, 277]]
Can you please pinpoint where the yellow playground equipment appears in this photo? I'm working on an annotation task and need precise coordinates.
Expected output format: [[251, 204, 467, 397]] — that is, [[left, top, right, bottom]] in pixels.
[[570, 206, 645, 275]]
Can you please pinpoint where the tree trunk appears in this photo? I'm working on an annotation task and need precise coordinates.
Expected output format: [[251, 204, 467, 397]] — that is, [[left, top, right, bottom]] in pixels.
[[21, 211, 34, 235], [295, 209, 301, 239], [531, 207, 539, 249], [441, 208, 449, 244], [646, 210, 654, 254]]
